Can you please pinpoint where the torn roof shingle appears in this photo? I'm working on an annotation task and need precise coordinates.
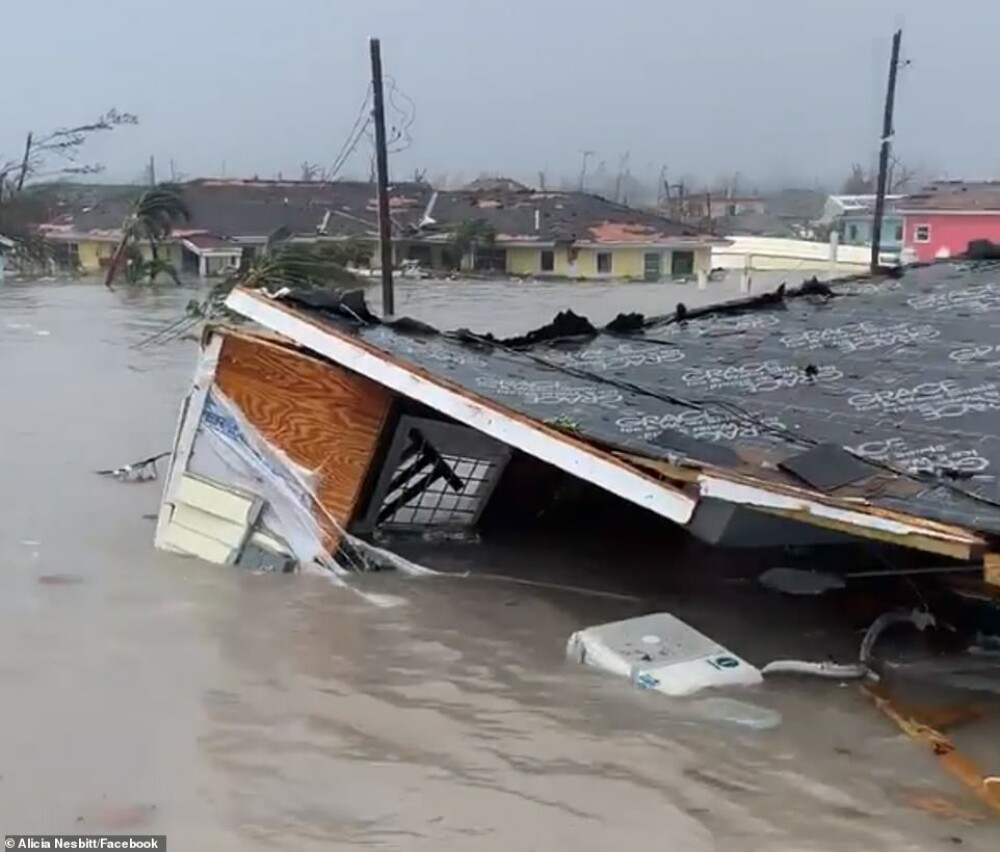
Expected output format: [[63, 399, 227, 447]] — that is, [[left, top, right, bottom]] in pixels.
[[257, 259, 1000, 537]]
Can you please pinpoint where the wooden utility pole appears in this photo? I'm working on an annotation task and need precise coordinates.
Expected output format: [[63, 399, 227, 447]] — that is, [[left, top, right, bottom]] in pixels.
[[870, 29, 902, 273], [15, 132, 33, 192], [370, 37, 395, 317]]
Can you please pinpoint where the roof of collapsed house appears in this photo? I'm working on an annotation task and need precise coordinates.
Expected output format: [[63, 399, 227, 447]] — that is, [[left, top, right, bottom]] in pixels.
[[40, 179, 434, 241], [226, 260, 1000, 553], [424, 186, 723, 245], [36, 178, 723, 247]]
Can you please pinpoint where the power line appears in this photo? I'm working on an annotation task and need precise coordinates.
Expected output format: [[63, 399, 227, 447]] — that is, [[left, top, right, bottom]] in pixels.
[[383, 75, 416, 154], [325, 85, 373, 181]]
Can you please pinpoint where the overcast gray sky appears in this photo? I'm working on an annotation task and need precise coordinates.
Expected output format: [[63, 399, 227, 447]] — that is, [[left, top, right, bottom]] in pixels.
[[3, 0, 996, 188]]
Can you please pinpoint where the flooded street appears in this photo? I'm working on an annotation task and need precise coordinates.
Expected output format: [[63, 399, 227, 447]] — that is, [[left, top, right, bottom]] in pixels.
[[1, 276, 996, 850]]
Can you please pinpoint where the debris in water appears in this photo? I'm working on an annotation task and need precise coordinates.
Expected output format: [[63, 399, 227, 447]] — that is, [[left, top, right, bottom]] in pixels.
[[759, 567, 846, 596], [897, 787, 986, 823], [762, 608, 937, 681], [96, 452, 169, 483], [866, 683, 1000, 818], [567, 612, 762, 696]]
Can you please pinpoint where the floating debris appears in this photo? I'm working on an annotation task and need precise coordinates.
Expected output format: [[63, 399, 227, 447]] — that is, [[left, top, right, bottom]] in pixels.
[[567, 612, 762, 697], [96, 452, 169, 483]]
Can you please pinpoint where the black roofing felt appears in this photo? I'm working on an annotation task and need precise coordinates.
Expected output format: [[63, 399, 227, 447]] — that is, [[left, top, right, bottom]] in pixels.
[[274, 261, 1000, 535]]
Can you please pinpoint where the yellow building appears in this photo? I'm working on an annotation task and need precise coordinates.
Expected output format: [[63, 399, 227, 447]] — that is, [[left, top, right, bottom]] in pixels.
[[503, 243, 714, 281], [60, 237, 186, 275], [414, 184, 725, 281]]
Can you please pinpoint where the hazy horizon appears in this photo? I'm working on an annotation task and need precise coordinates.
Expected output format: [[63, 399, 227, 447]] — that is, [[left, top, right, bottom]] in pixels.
[[4, 1, 998, 189]]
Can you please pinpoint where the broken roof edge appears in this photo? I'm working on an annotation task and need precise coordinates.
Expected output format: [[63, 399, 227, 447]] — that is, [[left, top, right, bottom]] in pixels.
[[617, 452, 985, 555], [263, 270, 859, 350], [224, 287, 987, 560]]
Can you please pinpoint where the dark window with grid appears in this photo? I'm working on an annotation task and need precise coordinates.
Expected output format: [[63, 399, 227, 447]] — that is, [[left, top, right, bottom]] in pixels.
[[355, 417, 511, 535], [596, 252, 613, 274], [380, 453, 497, 526], [473, 247, 507, 272], [540, 250, 555, 272]]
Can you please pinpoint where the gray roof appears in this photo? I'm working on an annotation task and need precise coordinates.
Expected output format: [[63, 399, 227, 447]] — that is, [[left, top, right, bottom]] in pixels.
[[900, 181, 1000, 213], [180, 179, 432, 239], [50, 179, 434, 240], [424, 188, 718, 245]]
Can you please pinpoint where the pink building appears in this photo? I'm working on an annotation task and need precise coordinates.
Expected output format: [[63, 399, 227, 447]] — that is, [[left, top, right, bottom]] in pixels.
[[899, 182, 1000, 262]]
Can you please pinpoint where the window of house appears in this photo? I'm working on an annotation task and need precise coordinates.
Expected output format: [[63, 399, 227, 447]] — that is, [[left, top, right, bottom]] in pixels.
[[670, 250, 695, 278], [894, 224, 904, 242], [726, 204, 737, 217], [540, 250, 554, 272], [915, 225, 931, 243], [848, 224, 858, 242], [596, 252, 613, 274], [473, 247, 507, 272]]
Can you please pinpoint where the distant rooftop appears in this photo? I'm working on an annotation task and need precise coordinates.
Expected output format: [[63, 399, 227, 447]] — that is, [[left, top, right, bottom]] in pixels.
[[425, 186, 722, 245], [900, 181, 1000, 212]]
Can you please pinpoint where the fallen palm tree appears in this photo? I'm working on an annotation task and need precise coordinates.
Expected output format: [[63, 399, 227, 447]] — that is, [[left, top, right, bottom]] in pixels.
[[104, 183, 189, 288]]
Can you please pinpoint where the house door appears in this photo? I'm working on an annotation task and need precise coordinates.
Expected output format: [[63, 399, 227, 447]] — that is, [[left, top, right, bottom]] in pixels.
[[643, 252, 662, 281], [671, 250, 695, 278]]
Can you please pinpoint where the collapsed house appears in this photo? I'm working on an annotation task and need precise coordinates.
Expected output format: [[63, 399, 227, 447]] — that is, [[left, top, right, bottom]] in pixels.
[[154, 260, 1000, 588]]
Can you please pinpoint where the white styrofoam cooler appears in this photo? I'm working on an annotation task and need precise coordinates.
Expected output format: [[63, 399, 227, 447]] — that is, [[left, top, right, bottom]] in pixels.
[[567, 612, 763, 697]]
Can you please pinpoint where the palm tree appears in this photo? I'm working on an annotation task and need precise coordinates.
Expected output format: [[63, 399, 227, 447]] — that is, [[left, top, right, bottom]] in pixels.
[[187, 230, 364, 321], [104, 184, 189, 288]]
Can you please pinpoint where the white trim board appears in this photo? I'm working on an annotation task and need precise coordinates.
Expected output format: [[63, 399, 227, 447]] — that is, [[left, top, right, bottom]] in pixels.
[[154, 334, 224, 550], [225, 289, 697, 525], [697, 476, 977, 546]]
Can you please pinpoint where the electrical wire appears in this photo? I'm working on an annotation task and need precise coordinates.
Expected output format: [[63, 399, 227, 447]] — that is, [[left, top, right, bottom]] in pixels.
[[383, 75, 416, 155], [325, 85, 373, 181]]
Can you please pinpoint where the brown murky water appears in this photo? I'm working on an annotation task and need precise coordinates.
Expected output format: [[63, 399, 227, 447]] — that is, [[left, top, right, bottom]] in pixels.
[[0, 276, 996, 850]]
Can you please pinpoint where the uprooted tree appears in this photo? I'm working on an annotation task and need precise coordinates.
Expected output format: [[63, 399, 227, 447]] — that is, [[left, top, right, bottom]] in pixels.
[[0, 109, 139, 266]]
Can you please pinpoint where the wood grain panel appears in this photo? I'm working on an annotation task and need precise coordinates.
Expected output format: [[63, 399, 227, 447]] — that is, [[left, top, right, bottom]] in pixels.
[[214, 331, 393, 550]]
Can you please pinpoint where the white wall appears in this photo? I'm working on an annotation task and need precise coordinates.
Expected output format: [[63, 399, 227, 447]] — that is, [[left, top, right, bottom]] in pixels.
[[712, 236, 870, 272]]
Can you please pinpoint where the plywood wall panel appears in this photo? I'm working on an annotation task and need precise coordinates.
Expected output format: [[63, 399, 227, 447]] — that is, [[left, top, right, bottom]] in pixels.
[[214, 332, 393, 549]]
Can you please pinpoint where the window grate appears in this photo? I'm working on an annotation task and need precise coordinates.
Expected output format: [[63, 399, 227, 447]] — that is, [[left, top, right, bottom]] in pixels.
[[354, 416, 511, 534]]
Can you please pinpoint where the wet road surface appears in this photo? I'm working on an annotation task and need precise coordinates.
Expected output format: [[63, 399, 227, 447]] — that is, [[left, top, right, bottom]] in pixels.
[[0, 277, 997, 850]]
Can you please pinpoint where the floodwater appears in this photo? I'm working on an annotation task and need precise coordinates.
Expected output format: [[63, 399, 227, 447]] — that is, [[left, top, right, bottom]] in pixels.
[[0, 275, 997, 850]]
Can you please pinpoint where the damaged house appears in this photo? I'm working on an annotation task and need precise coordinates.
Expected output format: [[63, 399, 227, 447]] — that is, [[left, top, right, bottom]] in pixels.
[[37, 177, 724, 282], [154, 260, 1000, 589], [38, 178, 433, 276], [407, 179, 727, 280]]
